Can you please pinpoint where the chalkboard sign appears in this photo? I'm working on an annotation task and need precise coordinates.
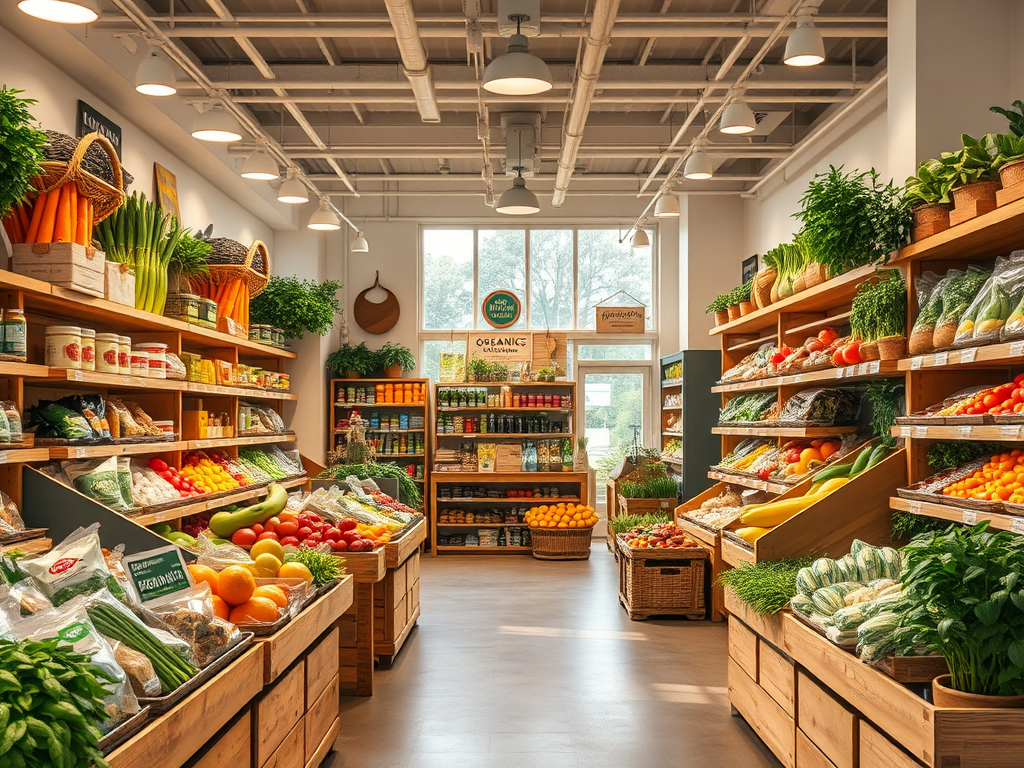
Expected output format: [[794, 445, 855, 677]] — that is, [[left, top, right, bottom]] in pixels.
[[77, 100, 122, 159]]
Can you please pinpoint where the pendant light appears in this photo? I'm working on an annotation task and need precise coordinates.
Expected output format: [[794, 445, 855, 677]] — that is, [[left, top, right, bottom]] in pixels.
[[307, 197, 341, 231], [496, 131, 540, 215], [351, 231, 369, 253], [654, 194, 680, 218], [784, 12, 825, 67], [277, 167, 309, 204], [683, 145, 713, 180], [719, 100, 756, 135], [631, 220, 650, 249], [483, 15, 553, 96], [135, 49, 177, 96], [241, 140, 279, 181], [191, 104, 243, 143], [18, 0, 97, 24]]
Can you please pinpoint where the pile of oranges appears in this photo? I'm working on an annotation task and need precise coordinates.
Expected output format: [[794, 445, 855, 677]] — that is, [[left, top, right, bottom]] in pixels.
[[188, 560, 310, 625], [942, 449, 1024, 503], [525, 502, 599, 529]]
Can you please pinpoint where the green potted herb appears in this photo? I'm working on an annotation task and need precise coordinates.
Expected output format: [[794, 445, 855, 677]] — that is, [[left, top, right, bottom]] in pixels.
[[994, 132, 1024, 191], [250, 275, 342, 339], [795, 166, 876, 278], [168, 230, 211, 295], [375, 342, 416, 378], [326, 342, 374, 378], [706, 294, 731, 326], [467, 357, 489, 382], [905, 159, 955, 239], [849, 270, 907, 360], [0, 87, 46, 225], [864, 170, 912, 260], [892, 523, 1024, 708], [940, 133, 1002, 217], [732, 279, 754, 317]]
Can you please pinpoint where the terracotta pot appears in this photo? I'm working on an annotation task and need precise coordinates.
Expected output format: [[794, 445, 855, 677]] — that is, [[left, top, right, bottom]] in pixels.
[[715, 310, 730, 326], [344, 369, 361, 379], [999, 158, 1024, 189], [727, 304, 742, 321], [951, 180, 1001, 209], [859, 341, 880, 362], [932, 675, 1024, 709], [738, 301, 755, 316], [877, 335, 908, 361], [912, 203, 953, 226], [384, 364, 403, 379]]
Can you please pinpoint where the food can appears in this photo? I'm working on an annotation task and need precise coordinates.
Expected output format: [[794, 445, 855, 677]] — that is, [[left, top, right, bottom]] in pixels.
[[130, 349, 150, 378], [198, 298, 219, 326], [151, 420, 175, 435], [45, 326, 82, 369], [272, 328, 284, 346], [136, 342, 168, 379], [164, 293, 200, 322], [118, 336, 132, 375], [95, 333, 120, 373], [249, 324, 263, 341], [259, 326, 273, 343], [79, 328, 96, 371]]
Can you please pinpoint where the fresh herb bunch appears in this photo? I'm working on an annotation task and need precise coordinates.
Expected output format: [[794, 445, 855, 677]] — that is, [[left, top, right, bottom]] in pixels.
[[991, 100, 1024, 137], [706, 294, 731, 314], [905, 159, 955, 207], [0, 87, 47, 219], [249, 276, 341, 339], [773, 241, 809, 296], [319, 462, 422, 508], [850, 270, 906, 342], [891, 511, 956, 541], [467, 357, 492, 378], [914, 273, 946, 327], [795, 166, 877, 276], [168, 230, 211, 289], [375, 342, 416, 372], [609, 512, 670, 535], [326, 342, 375, 376], [891, 523, 1024, 696], [287, 548, 345, 585], [0, 638, 115, 768], [730, 278, 753, 304], [865, 379, 904, 447], [717, 556, 814, 616], [926, 441, 1005, 471], [864, 170, 912, 258], [938, 267, 991, 327]]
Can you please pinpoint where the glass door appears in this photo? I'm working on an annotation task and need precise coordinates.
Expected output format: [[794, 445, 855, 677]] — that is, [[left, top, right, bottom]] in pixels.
[[577, 365, 654, 536]]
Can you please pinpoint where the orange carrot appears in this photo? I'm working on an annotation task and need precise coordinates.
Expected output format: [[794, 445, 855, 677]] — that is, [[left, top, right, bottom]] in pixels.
[[15, 203, 29, 236], [220, 280, 240, 318], [26, 192, 47, 243], [68, 185, 78, 245], [75, 194, 88, 246], [36, 188, 61, 244], [86, 198, 94, 246], [52, 184, 72, 243], [3, 214, 20, 244]]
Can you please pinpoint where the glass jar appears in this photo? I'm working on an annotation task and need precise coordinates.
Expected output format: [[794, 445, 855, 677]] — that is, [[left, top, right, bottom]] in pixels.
[[130, 349, 150, 378], [2, 309, 26, 362], [137, 342, 167, 379], [118, 336, 132, 375], [249, 325, 263, 342], [95, 333, 120, 373], [79, 328, 96, 371], [45, 326, 82, 369]]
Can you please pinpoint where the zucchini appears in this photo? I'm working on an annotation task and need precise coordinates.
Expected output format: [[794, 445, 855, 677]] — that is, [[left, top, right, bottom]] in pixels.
[[850, 445, 874, 476], [836, 553, 861, 583], [861, 444, 888, 473], [855, 547, 885, 581], [810, 556, 842, 587], [811, 582, 859, 615], [795, 567, 823, 596], [811, 462, 854, 484]]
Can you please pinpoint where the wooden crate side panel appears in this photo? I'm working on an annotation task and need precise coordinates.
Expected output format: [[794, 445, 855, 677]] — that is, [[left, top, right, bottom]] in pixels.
[[933, 710, 1024, 768], [759, 640, 796, 718], [859, 722, 925, 768], [304, 676, 340, 764], [797, 671, 857, 768], [724, 590, 787, 649], [305, 627, 340, 706], [406, 550, 420, 586], [188, 710, 251, 768], [261, 720, 303, 768], [728, 617, 759, 681], [255, 661, 306, 767], [729, 658, 795, 768], [304, 719, 340, 768], [798, 729, 839, 768]]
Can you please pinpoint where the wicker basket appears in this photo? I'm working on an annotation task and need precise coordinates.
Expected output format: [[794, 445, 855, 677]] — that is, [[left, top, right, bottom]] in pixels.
[[530, 527, 594, 560], [617, 536, 708, 621], [204, 239, 271, 298], [33, 132, 124, 223]]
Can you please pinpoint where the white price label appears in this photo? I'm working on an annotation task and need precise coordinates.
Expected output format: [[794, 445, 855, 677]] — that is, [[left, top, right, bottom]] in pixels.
[[74, 448, 88, 458], [1012, 341, 1024, 357], [963, 510, 978, 525], [793, 375, 803, 384], [1012, 518, 1024, 535], [960, 348, 977, 363], [69, 370, 83, 381], [913, 426, 928, 439], [958, 425, 973, 438], [910, 356, 923, 370], [0, 453, 8, 464], [934, 352, 949, 366], [869, 361, 880, 374], [1003, 425, 1020, 440], [909, 501, 923, 515], [858, 363, 870, 376], [834, 367, 844, 378]]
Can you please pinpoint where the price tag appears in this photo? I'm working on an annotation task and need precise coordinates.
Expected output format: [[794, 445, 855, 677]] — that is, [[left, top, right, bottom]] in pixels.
[[958, 425, 973, 438], [910, 356, 923, 370], [74, 447, 88, 458], [1002, 425, 1020, 440], [794, 374, 803, 384], [962, 510, 978, 525], [913, 426, 928, 439], [835, 366, 844, 379], [934, 352, 949, 366], [0, 453, 9, 464], [69, 369, 83, 381], [909, 501, 923, 515], [869, 361, 880, 374], [960, 347, 977, 363], [858, 363, 870, 376], [1012, 340, 1024, 357], [1012, 518, 1024, 535]]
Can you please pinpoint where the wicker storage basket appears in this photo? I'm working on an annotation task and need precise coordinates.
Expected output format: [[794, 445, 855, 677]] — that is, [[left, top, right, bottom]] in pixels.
[[530, 527, 594, 560], [33, 132, 124, 223], [203, 238, 271, 298], [617, 535, 708, 621]]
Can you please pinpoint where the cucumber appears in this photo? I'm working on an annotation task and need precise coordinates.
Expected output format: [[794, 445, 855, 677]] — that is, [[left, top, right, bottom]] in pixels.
[[811, 462, 854, 484], [862, 444, 889, 472], [850, 445, 874, 476]]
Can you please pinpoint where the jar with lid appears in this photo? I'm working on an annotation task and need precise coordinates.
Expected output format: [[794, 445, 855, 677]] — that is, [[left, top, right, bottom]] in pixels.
[[95, 333, 120, 373], [130, 349, 150, 378], [45, 326, 82, 369], [118, 336, 132, 375], [79, 328, 96, 371], [2, 309, 26, 362], [137, 343, 167, 379]]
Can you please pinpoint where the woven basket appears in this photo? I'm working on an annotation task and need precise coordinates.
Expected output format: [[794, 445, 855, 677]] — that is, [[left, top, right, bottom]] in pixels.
[[205, 239, 271, 297], [530, 527, 594, 560], [33, 133, 124, 223], [616, 536, 708, 621], [752, 267, 776, 308]]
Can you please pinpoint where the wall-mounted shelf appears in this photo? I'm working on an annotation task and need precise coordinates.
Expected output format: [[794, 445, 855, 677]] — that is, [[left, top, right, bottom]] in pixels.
[[712, 425, 858, 437]]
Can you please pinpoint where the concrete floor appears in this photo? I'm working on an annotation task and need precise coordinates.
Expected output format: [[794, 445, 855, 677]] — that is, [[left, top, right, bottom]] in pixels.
[[325, 544, 779, 768]]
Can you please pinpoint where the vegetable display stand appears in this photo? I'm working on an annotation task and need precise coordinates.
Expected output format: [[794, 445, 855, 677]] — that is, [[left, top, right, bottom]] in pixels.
[[375, 517, 427, 668], [675, 482, 736, 622], [617, 535, 708, 621], [659, 350, 721, 495], [337, 547, 386, 696], [617, 496, 677, 516], [530, 526, 593, 560]]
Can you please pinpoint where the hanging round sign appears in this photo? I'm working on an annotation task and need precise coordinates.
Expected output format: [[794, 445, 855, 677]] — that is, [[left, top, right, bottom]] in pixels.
[[482, 290, 522, 328]]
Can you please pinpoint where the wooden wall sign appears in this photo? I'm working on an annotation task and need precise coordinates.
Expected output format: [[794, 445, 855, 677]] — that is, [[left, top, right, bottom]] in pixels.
[[467, 332, 533, 362], [481, 290, 522, 328], [596, 305, 646, 333], [353, 271, 401, 333]]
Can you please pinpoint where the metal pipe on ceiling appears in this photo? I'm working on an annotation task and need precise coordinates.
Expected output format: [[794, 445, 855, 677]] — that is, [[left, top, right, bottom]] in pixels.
[[184, 78, 871, 92], [107, 12, 887, 24], [383, 0, 440, 122], [231, 93, 853, 105], [269, 147, 791, 160], [302, 173, 765, 182]]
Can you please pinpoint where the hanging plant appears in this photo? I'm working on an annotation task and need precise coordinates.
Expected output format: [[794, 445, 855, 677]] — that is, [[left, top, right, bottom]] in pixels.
[[249, 275, 342, 338]]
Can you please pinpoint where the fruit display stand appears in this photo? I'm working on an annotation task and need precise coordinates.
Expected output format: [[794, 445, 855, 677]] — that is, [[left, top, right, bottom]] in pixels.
[[375, 516, 427, 668], [337, 547, 386, 696], [674, 483, 737, 622]]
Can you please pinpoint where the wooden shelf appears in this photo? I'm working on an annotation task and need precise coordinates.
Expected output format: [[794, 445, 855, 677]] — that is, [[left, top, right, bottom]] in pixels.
[[187, 433, 295, 450], [132, 477, 308, 526], [0, 447, 52, 464], [361, 428, 425, 434], [433, 471, 587, 481], [435, 433, 571, 439], [783, 310, 853, 337], [661, 456, 683, 466], [891, 423, 1024, 441], [48, 441, 188, 459], [437, 497, 581, 504], [712, 360, 899, 393], [710, 265, 877, 337], [371, 453, 425, 459], [334, 402, 426, 408], [896, 195, 1024, 263], [434, 545, 533, 553], [439, 381, 574, 388], [707, 468, 793, 494], [661, 378, 683, 388], [727, 333, 777, 353], [713, 425, 858, 437], [890, 496, 1024, 533], [33, 369, 297, 401], [1, 536, 51, 555], [436, 406, 571, 413], [0, 360, 50, 377], [663, 430, 682, 437], [435, 522, 527, 528], [662, 405, 683, 411], [899, 340, 1024, 372]]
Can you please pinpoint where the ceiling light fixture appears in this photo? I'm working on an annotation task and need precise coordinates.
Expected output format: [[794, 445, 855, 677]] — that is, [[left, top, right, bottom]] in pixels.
[[18, 0, 97, 24], [240, 140, 279, 181], [351, 231, 369, 253], [307, 197, 341, 231], [654, 194, 680, 218], [496, 129, 540, 215], [683, 145, 714, 180], [135, 49, 177, 96], [190, 104, 243, 143], [631, 221, 651, 249], [784, 12, 825, 67], [277, 167, 309, 204], [483, 14, 553, 96], [719, 100, 756, 135]]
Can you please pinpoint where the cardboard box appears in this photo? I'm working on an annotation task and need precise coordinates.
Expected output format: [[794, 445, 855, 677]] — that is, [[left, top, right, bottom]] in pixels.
[[104, 262, 136, 307], [496, 443, 522, 473], [12, 243, 105, 297]]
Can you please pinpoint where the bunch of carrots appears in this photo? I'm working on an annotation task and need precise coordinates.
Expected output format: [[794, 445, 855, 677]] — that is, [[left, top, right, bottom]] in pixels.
[[2, 182, 94, 247], [206, 278, 249, 331]]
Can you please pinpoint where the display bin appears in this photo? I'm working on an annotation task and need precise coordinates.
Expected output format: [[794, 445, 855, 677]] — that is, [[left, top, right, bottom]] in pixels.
[[375, 517, 427, 667], [530, 526, 594, 560], [616, 535, 708, 620]]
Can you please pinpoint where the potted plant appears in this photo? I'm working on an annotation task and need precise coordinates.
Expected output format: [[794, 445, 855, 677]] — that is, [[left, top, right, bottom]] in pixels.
[[905, 159, 955, 240], [326, 342, 374, 378], [490, 362, 509, 382], [941, 133, 1002, 222], [850, 270, 907, 360], [467, 357, 490, 382], [733, 279, 754, 316], [726, 290, 742, 321], [892, 523, 1024, 708], [991, 101, 1024, 190], [375, 342, 416, 379], [706, 294, 731, 326]]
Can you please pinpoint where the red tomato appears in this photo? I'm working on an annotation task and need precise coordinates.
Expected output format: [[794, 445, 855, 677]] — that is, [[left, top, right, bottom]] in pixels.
[[279, 536, 300, 547], [296, 526, 313, 539], [832, 349, 846, 367], [337, 518, 358, 532], [984, 394, 1000, 409], [330, 540, 348, 552], [1012, 389, 1024, 403], [1016, 373, 1024, 386], [276, 521, 299, 537], [842, 342, 862, 366], [323, 528, 342, 543], [252, 524, 264, 535], [257, 531, 280, 542], [301, 540, 317, 548], [340, 531, 359, 545], [263, 516, 281, 533], [231, 528, 258, 547], [818, 327, 839, 346]]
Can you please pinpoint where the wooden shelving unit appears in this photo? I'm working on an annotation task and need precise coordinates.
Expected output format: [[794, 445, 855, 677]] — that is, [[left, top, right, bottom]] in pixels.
[[328, 378, 429, 504], [659, 350, 720, 499], [430, 381, 586, 554]]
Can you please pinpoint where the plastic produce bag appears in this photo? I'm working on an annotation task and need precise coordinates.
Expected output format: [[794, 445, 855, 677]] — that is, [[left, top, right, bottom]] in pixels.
[[0, 579, 52, 619], [933, 266, 989, 350], [109, 639, 162, 697], [909, 271, 943, 355], [130, 462, 180, 506], [165, 352, 187, 380], [19, 524, 126, 605], [193, 532, 256, 572], [0, 401, 20, 443], [953, 255, 1024, 347], [63, 456, 131, 510], [25, 401, 94, 439], [779, 388, 862, 426], [0, 489, 24, 538], [116, 456, 135, 508], [142, 582, 242, 667]]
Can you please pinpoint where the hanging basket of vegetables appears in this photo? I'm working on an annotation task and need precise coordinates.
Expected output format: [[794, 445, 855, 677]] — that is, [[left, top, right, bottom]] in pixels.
[[32, 132, 125, 223], [203, 238, 271, 296]]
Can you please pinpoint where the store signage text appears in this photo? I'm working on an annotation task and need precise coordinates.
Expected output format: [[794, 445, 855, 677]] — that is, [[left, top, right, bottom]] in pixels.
[[596, 305, 646, 333], [468, 332, 533, 362], [481, 290, 522, 328], [76, 101, 122, 159]]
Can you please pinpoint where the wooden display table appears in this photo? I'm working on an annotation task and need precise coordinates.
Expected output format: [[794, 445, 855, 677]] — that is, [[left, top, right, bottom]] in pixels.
[[338, 547, 386, 696], [376, 518, 427, 668]]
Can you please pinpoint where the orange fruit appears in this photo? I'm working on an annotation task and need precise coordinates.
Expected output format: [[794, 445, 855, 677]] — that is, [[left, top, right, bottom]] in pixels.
[[229, 597, 281, 624], [278, 511, 299, 524], [253, 585, 289, 608], [188, 564, 219, 596], [278, 562, 313, 584], [217, 565, 256, 606], [211, 595, 231, 621]]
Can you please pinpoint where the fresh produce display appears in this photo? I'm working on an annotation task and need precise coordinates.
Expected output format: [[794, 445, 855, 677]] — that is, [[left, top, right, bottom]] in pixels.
[[146, 458, 207, 498], [848, 270, 907, 344], [864, 379, 904, 447], [525, 502, 598, 529], [933, 266, 989, 350], [948, 373, 1024, 416], [682, 488, 745, 530], [208, 484, 289, 538], [718, 392, 777, 423], [0, 87, 46, 224], [778, 387, 862, 426], [717, 438, 775, 472], [285, 548, 345, 586], [717, 556, 813, 615], [620, 522, 699, 549], [940, 448, 1024, 503], [909, 271, 946, 355], [4, 179, 96, 247], [179, 452, 244, 494], [317, 462, 423, 508], [954, 253, 1024, 347], [926, 441, 1005, 471], [777, 438, 843, 477], [608, 512, 671, 536]]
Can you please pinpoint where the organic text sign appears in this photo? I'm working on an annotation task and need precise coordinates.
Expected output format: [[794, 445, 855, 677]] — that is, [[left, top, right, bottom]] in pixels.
[[468, 332, 533, 362], [596, 305, 646, 333]]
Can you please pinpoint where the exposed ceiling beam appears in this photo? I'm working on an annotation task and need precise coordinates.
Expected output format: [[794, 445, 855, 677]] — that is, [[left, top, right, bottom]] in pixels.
[[266, 147, 792, 160], [230, 94, 853, 105]]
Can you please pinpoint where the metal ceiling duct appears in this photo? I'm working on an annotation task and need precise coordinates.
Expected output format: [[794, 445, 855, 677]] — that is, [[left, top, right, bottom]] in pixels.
[[384, 0, 441, 123]]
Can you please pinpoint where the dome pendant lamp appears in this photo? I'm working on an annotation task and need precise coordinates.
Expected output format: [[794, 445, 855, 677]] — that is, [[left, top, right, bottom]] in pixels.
[[654, 194, 680, 218], [719, 100, 756, 135], [277, 167, 309, 204], [135, 49, 177, 96], [191, 104, 243, 143], [18, 0, 97, 24], [784, 12, 825, 67], [496, 131, 540, 215], [631, 220, 650, 249], [351, 231, 369, 253], [307, 197, 341, 231], [482, 14, 553, 96], [241, 139, 280, 181], [683, 145, 713, 180]]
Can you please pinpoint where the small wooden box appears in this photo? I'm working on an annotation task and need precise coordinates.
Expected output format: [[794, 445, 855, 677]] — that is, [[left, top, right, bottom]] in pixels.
[[617, 496, 677, 515], [949, 198, 997, 226], [254, 660, 305, 766], [105, 261, 136, 307], [12, 242, 105, 297]]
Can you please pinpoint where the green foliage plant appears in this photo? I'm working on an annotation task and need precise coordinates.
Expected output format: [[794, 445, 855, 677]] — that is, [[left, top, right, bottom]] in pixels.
[[0, 87, 46, 219], [905, 159, 955, 208], [717, 557, 814, 616], [990, 100, 1024, 137], [250, 275, 342, 339], [168, 230, 211, 289], [864, 170, 912, 258], [467, 357, 491, 380], [326, 342, 374, 376], [706, 294, 731, 314], [993, 132, 1024, 167], [939, 134, 1001, 188], [375, 342, 416, 372], [849, 270, 907, 342]]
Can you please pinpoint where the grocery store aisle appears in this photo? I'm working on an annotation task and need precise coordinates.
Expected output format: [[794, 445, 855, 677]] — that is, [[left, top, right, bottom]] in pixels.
[[325, 543, 778, 768]]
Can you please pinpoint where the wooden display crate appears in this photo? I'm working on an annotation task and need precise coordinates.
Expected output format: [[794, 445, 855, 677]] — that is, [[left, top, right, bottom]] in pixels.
[[338, 548, 386, 696], [189, 710, 252, 768], [617, 495, 678, 515], [375, 519, 425, 667], [617, 535, 709, 621]]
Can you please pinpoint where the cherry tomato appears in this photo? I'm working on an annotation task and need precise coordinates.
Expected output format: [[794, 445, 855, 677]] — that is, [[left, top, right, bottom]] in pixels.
[[276, 521, 299, 537], [279, 536, 300, 547], [257, 531, 280, 542], [231, 528, 258, 547], [842, 342, 862, 366], [263, 516, 281, 533]]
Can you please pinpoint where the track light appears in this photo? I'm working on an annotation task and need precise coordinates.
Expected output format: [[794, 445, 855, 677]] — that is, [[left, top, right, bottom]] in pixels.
[[483, 15, 553, 96], [277, 168, 309, 204], [190, 105, 242, 143], [719, 100, 756, 135], [351, 232, 369, 253], [784, 12, 825, 67], [683, 146, 713, 180], [307, 197, 341, 231], [631, 222, 650, 249], [654, 194, 680, 218], [135, 49, 177, 96], [241, 140, 279, 181], [18, 0, 97, 23]]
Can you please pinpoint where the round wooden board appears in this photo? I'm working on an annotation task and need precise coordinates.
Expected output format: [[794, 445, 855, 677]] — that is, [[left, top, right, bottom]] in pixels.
[[353, 273, 401, 333]]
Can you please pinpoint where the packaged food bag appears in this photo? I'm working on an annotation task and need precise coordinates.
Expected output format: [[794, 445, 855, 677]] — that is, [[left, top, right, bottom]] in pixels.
[[933, 266, 988, 350], [140, 582, 243, 668], [19, 524, 126, 605], [954, 254, 1024, 347], [63, 456, 131, 510], [908, 271, 943, 355]]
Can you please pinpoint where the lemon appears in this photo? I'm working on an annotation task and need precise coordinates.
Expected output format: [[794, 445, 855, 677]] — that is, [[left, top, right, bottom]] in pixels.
[[250, 539, 286, 562], [253, 553, 283, 578]]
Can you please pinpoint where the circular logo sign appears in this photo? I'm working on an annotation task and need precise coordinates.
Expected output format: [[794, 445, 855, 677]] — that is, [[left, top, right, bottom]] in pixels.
[[482, 290, 522, 328]]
